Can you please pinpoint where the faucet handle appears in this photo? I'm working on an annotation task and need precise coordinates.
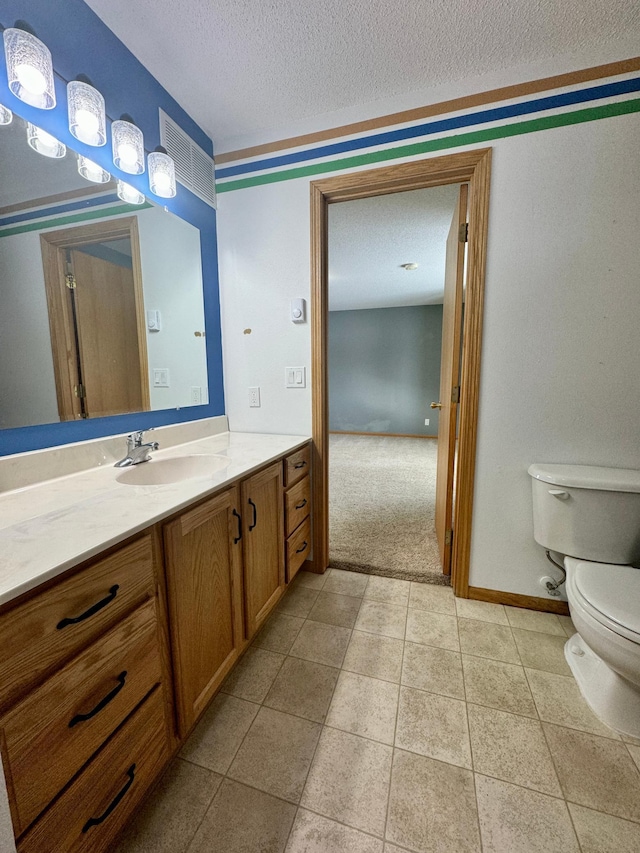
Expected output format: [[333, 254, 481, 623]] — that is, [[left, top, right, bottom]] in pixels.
[[126, 430, 145, 447]]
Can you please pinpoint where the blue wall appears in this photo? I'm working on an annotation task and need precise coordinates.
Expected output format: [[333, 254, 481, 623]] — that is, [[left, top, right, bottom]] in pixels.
[[0, 0, 224, 455]]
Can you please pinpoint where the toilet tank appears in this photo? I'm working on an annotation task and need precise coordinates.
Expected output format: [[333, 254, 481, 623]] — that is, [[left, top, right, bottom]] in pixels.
[[528, 464, 640, 564]]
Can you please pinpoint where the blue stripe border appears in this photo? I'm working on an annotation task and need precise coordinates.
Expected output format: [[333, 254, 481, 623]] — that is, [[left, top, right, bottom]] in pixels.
[[0, 193, 120, 228]]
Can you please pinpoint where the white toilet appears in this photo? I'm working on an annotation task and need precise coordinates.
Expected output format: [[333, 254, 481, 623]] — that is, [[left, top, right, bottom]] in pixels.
[[528, 463, 640, 738]]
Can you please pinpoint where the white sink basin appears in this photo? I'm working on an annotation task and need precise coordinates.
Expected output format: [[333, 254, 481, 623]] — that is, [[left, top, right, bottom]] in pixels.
[[116, 454, 230, 486]]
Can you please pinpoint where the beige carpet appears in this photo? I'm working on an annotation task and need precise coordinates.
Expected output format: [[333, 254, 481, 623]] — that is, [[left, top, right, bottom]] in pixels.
[[329, 434, 448, 585]]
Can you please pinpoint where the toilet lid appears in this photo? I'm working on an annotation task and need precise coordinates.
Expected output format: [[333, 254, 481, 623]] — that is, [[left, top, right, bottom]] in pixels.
[[574, 562, 640, 636]]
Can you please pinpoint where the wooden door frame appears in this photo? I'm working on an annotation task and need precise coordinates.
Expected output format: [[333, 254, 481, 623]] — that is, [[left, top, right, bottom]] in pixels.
[[309, 148, 492, 598], [40, 216, 150, 420]]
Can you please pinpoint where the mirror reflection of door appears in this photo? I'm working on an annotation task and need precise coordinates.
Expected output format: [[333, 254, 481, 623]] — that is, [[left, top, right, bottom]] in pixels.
[[40, 217, 150, 420]]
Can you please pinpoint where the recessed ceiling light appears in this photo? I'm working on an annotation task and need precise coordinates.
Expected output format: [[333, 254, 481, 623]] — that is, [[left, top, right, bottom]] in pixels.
[[400, 262, 418, 270]]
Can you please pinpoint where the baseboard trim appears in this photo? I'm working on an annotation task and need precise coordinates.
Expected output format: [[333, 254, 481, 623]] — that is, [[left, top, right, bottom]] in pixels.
[[329, 430, 437, 439], [468, 586, 570, 615]]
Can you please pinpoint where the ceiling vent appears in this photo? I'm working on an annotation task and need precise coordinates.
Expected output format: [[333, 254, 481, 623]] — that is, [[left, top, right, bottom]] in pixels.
[[159, 109, 216, 209]]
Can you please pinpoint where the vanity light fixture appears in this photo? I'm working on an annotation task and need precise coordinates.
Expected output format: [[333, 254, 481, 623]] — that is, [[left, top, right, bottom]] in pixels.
[[27, 122, 66, 158], [0, 104, 12, 125], [67, 78, 106, 146], [112, 115, 145, 175], [3, 24, 55, 109], [148, 146, 176, 198], [117, 179, 145, 205], [77, 154, 110, 183]]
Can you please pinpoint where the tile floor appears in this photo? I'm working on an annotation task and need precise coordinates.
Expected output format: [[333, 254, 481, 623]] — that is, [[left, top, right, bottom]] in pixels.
[[117, 569, 640, 853]]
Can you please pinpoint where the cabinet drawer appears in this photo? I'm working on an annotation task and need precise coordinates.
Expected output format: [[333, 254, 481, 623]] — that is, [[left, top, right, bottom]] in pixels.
[[3, 599, 162, 835], [0, 535, 155, 710], [284, 444, 310, 487], [18, 686, 168, 853], [285, 475, 310, 537], [286, 517, 311, 582]]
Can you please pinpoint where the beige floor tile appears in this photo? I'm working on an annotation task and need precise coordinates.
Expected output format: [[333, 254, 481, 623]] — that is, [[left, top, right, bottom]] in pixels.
[[327, 671, 399, 744], [401, 642, 464, 700], [365, 576, 411, 606], [386, 749, 480, 853], [505, 606, 566, 636], [289, 619, 352, 667], [188, 778, 296, 853], [395, 686, 471, 768], [286, 809, 384, 853], [179, 693, 259, 773], [455, 598, 509, 625], [355, 599, 408, 639], [292, 569, 330, 590], [227, 707, 321, 803], [462, 655, 537, 717], [405, 609, 459, 651], [457, 618, 519, 663], [557, 614, 577, 637], [277, 584, 320, 617], [408, 582, 456, 615], [475, 774, 579, 853], [512, 628, 571, 675], [264, 656, 339, 723], [543, 723, 640, 822], [117, 759, 222, 853], [301, 727, 392, 837], [221, 647, 285, 703], [308, 591, 362, 628], [568, 803, 640, 853], [253, 612, 305, 654], [627, 743, 640, 771], [323, 568, 369, 597], [622, 732, 640, 746], [343, 631, 404, 683], [467, 703, 561, 796], [525, 668, 620, 738]]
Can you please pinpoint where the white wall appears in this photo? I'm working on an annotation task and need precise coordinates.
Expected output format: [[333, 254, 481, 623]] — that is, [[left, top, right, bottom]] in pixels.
[[217, 64, 640, 599]]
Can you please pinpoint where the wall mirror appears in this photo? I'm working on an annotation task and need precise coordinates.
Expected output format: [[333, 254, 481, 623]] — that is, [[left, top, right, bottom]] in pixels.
[[0, 115, 209, 431]]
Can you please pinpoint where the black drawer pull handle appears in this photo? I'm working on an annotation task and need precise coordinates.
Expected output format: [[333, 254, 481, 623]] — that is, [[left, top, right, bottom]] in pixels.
[[293, 461, 307, 469], [82, 764, 136, 833], [248, 498, 257, 531], [57, 585, 119, 630], [296, 541, 308, 554], [69, 671, 127, 728], [294, 499, 308, 510], [233, 508, 242, 543]]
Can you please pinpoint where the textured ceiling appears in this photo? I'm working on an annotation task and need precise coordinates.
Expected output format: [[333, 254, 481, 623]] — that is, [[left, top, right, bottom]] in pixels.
[[83, 0, 640, 151], [328, 184, 460, 312]]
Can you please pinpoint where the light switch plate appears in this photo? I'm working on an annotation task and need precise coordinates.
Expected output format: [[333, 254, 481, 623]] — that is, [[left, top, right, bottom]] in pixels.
[[153, 368, 170, 387], [285, 367, 306, 388]]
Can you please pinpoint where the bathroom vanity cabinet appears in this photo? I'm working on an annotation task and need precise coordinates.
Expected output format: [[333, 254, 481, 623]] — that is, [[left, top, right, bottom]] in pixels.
[[0, 439, 312, 851]]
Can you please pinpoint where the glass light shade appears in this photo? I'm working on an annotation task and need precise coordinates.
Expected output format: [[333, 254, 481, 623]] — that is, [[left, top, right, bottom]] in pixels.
[[112, 120, 144, 174], [148, 151, 176, 198], [78, 155, 110, 183], [0, 104, 12, 125], [3, 28, 55, 109], [117, 179, 145, 205], [68, 81, 106, 146], [27, 123, 66, 158]]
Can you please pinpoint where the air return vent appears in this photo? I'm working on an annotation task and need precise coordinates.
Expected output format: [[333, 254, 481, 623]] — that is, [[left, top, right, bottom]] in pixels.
[[159, 109, 216, 208]]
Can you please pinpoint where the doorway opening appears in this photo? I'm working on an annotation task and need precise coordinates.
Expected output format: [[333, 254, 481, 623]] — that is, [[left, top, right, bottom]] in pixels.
[[309, 149, 492, 597]]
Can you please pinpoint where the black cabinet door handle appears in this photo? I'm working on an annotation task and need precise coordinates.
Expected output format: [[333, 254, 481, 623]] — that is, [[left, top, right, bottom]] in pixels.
[[57, 585, 119, 630], [68, 671, 127, 728], [296, 541, 308, 554], [293, 461, 306, 469], [294, 499, 307, 510], [232, 509, 242, 543], [82, 764, 136, 833], [248, 498, 257, 531]]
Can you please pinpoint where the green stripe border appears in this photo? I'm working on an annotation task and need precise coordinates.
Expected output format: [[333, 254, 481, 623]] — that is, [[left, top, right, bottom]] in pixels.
[[217, 99, 640, 193], [0, 202, 153, 239]]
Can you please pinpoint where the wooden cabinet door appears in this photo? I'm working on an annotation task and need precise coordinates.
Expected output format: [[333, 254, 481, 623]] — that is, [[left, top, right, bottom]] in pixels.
[[163, 486, 244, 737], [242, 462, 285, 638]]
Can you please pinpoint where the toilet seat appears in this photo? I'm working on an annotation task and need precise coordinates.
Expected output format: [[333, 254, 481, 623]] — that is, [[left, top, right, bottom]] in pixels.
[[566, 558, 640, 644]]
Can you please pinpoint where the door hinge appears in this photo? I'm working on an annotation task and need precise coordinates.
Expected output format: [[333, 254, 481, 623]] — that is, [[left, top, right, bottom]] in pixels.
[[445, 529, 453, 546], [459, 222, 468, 243], [65, 273, 77, 290], [74, 384, 86, 399], [451, 385, 460, 404]]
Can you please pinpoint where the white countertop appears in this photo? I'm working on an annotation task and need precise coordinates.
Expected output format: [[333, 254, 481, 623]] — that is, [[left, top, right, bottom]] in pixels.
[[0, 431, 309, 607]]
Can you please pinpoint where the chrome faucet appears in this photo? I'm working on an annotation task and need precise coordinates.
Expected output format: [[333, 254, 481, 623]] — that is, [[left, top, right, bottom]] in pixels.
[[114, 430, 160, 467]]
